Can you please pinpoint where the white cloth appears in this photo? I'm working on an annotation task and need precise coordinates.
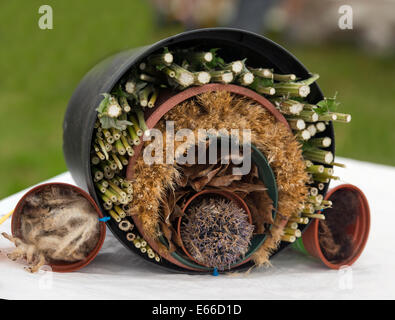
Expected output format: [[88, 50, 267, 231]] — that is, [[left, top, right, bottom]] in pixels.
[[0, 157, 393, 300]]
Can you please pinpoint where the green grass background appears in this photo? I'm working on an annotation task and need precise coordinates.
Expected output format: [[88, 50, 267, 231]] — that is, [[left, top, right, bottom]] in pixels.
[[1, 0, 394, 199]]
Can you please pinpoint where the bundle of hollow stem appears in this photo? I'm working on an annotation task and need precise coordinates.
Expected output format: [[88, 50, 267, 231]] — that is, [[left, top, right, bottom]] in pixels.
[[90, 46, 352, 265]]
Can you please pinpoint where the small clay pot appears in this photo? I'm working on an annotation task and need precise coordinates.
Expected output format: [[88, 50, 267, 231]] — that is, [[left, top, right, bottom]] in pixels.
[[11, 182, 106, 273], [296, 184, 370, 269], [177, 189, 252, 267]]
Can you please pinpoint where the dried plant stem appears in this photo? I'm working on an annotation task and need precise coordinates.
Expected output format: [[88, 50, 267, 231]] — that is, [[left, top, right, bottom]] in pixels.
[[273, 73, 296, 82], [273, 84, 310, 97], [115, 140, 126, 155], [119, 96, 131, 113], [109, 209, 121, 222], [209, 70, 234, 83], [250, 67, 273, 79], [225, 60, 244, 74], [272, 98, 303, 115], [148, 88, 158, 108], [310, 137, 332, 148], [315, 122, 326, 132], [332, 112, 351, 123], [136, 110, 149, 135], [288, 118, 306, 130], [92, 167, 104, 181], [306, 164, 325, 174], [128, 116, 143, 137], [148, 52, 174, 66], [294, 129, 311, 141], [331, 162, 346, 168], [318, 113, 337, 121], [307, 124, 317, 137], [237, 71, 254, 86], [193, 71, 211, 85], [139, 85, 153, 107], [303, 148, 333, 164], [281, 234, 296, 242], [302, 213, 325, 220]]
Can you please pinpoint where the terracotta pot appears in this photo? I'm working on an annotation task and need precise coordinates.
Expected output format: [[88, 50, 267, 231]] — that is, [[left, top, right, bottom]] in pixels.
[[177, 189, 252, 268], [296, 184, 370, 269], [11, 183, 106, 273], [126, 84, 285, 271]]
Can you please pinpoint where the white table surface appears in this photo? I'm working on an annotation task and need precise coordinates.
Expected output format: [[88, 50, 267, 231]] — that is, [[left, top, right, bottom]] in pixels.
[[0, 157, 394, 300]]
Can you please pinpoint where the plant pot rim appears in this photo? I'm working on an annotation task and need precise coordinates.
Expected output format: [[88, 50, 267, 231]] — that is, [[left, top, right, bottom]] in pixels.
[[303, 183, 370, 269], [126, 83, 286, 271], [177, 189, 252, 268], [11, 182, 106, 273]]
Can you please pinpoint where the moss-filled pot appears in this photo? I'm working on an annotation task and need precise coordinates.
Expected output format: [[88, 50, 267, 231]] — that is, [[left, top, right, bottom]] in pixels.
[[63, 28, 335, 273]]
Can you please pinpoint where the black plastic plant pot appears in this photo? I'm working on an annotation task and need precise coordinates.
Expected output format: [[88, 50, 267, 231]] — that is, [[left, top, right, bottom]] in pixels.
[[63, 28, 335, 273]]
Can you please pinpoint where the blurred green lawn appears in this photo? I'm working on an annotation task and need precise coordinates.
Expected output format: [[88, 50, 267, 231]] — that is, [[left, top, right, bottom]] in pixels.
[[1, 1, 394, 199]]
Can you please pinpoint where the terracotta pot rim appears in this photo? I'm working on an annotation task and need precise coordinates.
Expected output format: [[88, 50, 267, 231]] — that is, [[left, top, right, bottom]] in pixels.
[[127, 83, 288, 271], [177, 189, 252, 268], [303, 183, 370, 269], [11, 182, 106, 273]]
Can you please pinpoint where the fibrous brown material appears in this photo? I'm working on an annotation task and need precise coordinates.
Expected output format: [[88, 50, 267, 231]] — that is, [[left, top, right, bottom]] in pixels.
[[128, 91, 309, 266], [2, 185, 100, 272], [128, 159, 181, 241]]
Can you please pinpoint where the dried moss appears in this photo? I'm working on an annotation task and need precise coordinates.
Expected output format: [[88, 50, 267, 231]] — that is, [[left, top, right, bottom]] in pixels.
[[181, 197, 254, 270]]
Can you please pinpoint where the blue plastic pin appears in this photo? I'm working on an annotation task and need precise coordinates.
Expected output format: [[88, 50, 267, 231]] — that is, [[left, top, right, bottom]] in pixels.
[[212, 268, 219, 276], [99, 216, 111, 222]]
